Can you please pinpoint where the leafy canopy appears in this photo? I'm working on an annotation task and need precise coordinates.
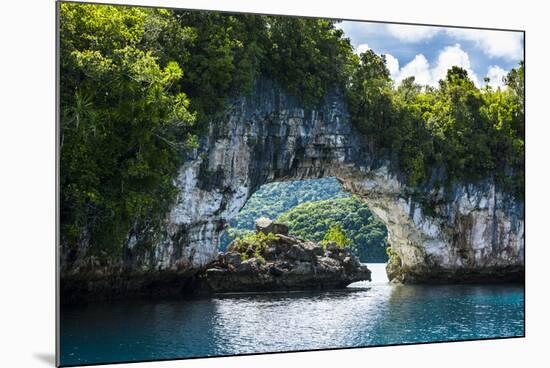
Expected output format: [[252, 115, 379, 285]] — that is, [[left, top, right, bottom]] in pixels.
[[347, 54, 524, 197], [60, 4, 197, 259]]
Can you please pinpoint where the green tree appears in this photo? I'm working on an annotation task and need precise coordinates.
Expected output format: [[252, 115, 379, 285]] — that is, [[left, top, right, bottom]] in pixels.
[[481, 65, 525, 198], [347, 49, 394, 146], [504, 61, 525, 108], [263, 17, 356, 106], [321, 224, 351, 249], [172, 12, 268, 115]]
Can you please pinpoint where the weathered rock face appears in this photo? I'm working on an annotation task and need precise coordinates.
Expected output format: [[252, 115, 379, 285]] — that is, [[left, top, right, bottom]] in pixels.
[[61, 78, 524, 299], [199, 230, 371, 293], [348, 177, 524, 283]]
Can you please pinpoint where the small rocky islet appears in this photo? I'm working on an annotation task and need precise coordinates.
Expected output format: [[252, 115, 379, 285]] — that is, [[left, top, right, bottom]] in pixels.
[[197, 218, 371, 293]]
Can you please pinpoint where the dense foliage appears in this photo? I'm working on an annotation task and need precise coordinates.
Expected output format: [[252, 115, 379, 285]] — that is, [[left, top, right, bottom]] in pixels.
[[60, 5, 198, 258], [277, 197, 388, 262], [347, 52, 525, 197], [60, 4, 354, 258], [60, 3, 524, 260], [263, 18, 356, 106]]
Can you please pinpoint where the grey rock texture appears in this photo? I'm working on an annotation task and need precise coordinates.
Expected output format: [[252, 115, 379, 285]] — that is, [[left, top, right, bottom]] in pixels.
[[61, 79, 524, 300]]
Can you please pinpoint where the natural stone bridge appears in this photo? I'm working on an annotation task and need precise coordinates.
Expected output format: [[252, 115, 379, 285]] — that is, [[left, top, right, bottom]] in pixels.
[[156, 79, 524, 284], [61, 79, 524, 299]]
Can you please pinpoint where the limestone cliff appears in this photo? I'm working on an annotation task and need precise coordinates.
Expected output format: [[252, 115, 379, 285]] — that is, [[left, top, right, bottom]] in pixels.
[[60, 79, 524, 299]]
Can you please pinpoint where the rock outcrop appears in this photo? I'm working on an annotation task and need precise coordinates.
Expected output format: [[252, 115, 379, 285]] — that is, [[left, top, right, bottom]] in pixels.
[[60, 78, 524, 301], [198, 222, 371, 293], [255, 217, 289, 236]]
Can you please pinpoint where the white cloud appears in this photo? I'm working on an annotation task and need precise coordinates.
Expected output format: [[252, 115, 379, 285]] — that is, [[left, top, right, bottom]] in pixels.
[[355, 43, 370, 55], [384, 53, 400, 79], [396, 54, 432, 85], [385, 24, 439, 42], [432, 44, 479, 85], [446, 28, 523, 61], [485, 65, 508, 89], [384, 25, 523, 61], [392, 44, 480, 87], [342, 21, 524, 62]]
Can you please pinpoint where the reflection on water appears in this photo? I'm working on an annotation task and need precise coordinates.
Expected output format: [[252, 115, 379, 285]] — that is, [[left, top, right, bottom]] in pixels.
[[60, 264, 524, 366]]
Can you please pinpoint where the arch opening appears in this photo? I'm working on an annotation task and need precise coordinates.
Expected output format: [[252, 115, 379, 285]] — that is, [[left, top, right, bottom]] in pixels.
[[219, 177, 389, 265]]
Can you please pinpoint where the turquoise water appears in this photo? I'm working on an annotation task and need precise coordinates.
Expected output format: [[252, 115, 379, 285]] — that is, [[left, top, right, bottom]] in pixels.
[[59, 265, 524, 366]]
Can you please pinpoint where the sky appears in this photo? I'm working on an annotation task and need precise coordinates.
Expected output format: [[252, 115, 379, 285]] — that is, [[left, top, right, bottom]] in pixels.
[[337, 21, 524, 88]]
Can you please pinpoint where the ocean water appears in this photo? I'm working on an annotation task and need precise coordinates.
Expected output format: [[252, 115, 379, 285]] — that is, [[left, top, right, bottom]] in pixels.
[[59, 264, 524, 366]]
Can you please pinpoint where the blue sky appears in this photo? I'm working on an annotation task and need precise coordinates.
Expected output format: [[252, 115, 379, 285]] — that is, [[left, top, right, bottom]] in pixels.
[[337, 21, 524, 88]]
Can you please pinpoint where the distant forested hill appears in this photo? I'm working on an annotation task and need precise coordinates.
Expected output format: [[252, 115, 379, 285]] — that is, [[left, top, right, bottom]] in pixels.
[[221, 178, 348, 248], [277, 197, 388, 262], [230, 178, 347, 230]]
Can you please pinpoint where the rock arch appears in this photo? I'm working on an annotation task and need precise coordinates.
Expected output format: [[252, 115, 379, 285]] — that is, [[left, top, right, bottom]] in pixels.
[[155, 79, 524, 284]]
